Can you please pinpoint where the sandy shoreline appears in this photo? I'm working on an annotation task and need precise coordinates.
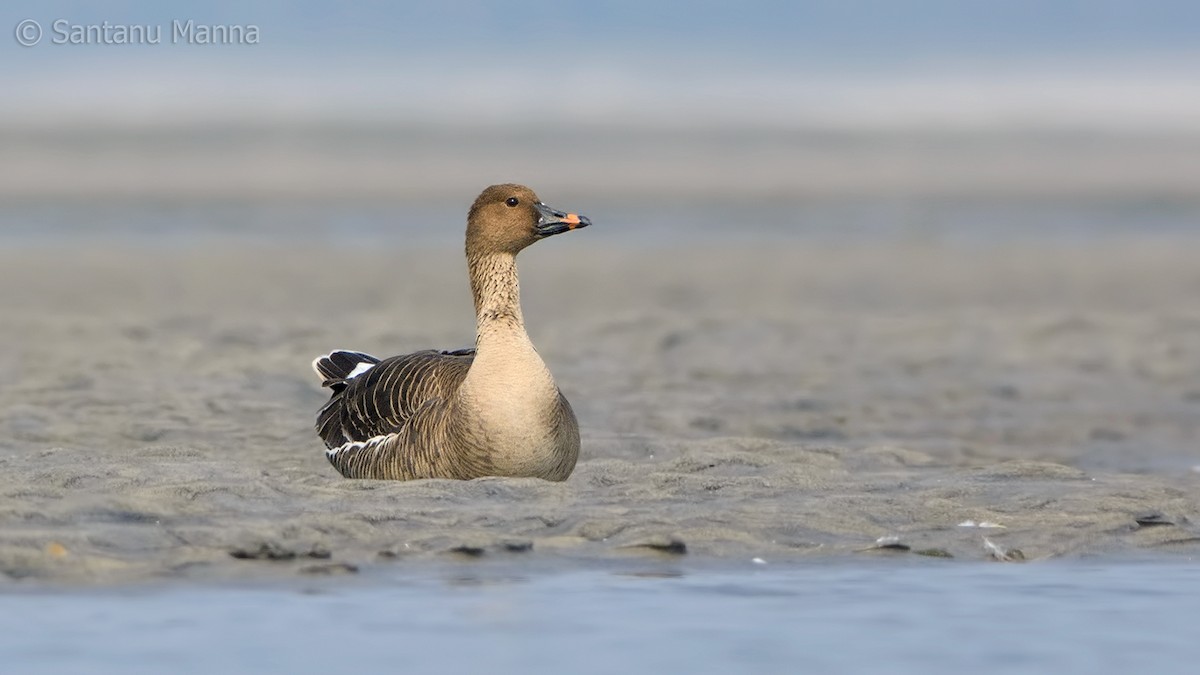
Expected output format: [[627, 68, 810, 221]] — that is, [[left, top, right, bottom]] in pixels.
[[1, 241, 1198, 584]]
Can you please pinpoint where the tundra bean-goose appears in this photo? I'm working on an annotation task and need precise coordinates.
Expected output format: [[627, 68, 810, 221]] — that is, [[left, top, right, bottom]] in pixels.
[[311, 184, 590, 481]]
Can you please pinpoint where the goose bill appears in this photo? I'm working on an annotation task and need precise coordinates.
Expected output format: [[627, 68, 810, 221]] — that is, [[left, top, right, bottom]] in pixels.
[[534, 202, 591, 237]]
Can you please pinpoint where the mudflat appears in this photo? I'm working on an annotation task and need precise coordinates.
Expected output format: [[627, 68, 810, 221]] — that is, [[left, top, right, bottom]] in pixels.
[[1, 240, 1198, 584]]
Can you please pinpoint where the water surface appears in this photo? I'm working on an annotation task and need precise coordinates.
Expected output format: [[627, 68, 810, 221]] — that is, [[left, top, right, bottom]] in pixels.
[[3, 561, 1198, 675]]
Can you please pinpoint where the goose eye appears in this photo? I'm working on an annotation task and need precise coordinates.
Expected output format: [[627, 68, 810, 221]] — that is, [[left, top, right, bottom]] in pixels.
[[505, 197, 519, 207]]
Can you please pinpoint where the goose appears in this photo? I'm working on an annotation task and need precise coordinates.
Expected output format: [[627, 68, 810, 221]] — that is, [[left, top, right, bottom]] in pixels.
[[311, 184, 590, 481]]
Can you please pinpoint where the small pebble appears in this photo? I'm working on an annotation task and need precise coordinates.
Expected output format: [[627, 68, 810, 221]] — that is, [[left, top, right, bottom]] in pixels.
[[1134, 512, 1175, 528], [229, 542, 296, 561], [448, 545, 486, 558], [860, 535, 910, 552]]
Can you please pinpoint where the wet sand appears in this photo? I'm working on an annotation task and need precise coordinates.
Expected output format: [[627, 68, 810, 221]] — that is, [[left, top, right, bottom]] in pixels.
[[1, 240, 1199, 584]]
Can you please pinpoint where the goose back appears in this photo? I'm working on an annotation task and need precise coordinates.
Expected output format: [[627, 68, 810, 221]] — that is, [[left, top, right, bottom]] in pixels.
[[316, 348, 473, 450]]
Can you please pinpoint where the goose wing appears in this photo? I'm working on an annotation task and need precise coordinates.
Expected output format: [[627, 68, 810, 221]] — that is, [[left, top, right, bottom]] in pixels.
[[315, 348, 474, 449]]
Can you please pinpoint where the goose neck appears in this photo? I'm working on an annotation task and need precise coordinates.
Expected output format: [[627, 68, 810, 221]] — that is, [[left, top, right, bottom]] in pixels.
[[468, 251, 525, 334]]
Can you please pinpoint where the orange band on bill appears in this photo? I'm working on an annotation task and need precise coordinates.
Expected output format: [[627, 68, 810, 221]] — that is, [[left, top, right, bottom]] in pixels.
[[563, 213, 582, 227]]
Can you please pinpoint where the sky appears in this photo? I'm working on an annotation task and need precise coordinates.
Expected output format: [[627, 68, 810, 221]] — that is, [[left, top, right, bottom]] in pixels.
[[3, 1, 1200, 129]]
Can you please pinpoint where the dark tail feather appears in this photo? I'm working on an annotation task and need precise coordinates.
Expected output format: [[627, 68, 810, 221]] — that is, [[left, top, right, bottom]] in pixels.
[[311, 350, 381, 390]]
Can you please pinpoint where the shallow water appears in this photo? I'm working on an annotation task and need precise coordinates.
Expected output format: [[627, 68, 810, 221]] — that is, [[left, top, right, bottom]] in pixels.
[[3, 561, 1199, 675]]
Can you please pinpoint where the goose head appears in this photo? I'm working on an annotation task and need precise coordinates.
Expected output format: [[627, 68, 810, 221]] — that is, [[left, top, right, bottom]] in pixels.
[[466, 184, 591, 255]]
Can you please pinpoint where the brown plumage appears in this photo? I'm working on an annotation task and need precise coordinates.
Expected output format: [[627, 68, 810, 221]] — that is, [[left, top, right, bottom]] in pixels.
[[311, 184, 590, 481]]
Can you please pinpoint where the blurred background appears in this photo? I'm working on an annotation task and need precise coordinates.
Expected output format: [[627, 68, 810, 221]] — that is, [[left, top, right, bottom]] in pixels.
[[2, 0, 1198, 246], [3, 2, 1200, 591]]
